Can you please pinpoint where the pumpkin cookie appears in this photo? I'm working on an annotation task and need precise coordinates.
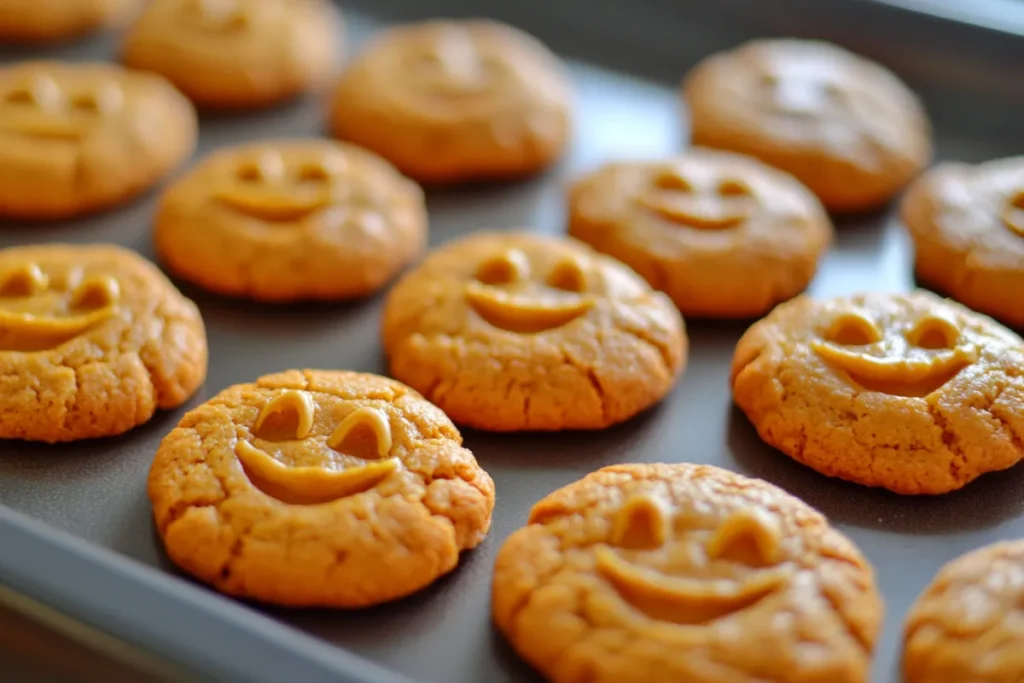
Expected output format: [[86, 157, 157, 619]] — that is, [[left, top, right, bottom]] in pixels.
[[568, 148, 833, 318], [0, 244, 207, 443], [493, 463, 882, 683], [903, 156, 1024, 328], [0, 0, 139, 43], [0, 61, 196, 220], [382, 232, 686, 432], [328, 19, 572, 185], [154, 139, 426, 302], [148, 369, 495, 608], [731, 290, 1024, 495], [684, 39, 932, 213]]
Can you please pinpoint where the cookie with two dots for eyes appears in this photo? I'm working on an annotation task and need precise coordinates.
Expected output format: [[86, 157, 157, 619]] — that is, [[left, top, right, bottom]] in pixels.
[[154, 139, 427, 302], [121, 0, 340, 109], [0, 61, 197, 220], [493, 463, 883, 683], [568, 147, 833, 318], [0, 0, 141, 43], [381, 231, 687, 432], [147, 369, 495, 608], [683, 39, 933, 213], [329, 19, 573, 185], [0, 244, 207, 443], [731, 290, 1024, 495]]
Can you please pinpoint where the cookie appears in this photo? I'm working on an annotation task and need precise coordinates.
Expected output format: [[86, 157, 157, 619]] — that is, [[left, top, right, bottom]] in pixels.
[[154, 139, 426, 302], [568, 148, 833, 318], [381, 231, 686, 432], [902, 156, 1024, 328], [121, 0, 339, 109], [904, 540, 1024, 683], [731, 290, 1024, 494], [493, 463, 882, 683], [0, 0, 139, 43], [147, 369, 495, 608], [683, 39, 932, 213], [0, 61, 197, 220], [328, 19, 572, 185], [0, 244, 207, 443]]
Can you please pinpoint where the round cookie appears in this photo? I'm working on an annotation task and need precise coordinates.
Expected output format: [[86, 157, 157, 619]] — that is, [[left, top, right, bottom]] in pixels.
[[0, 61, 197, 220], [568, 148, 833, 318], [0, 0, 139, 43], [0, 243, 207, 443], [683, 39, 932, 213], [731, 290, 1024, 495], [902, 156, 1024, 328], [148, 369, 495, 608], [121, 0, 339, 109], [154, 139, 427, 302], [904, 540, 1024, 683], [493, 463, 883, 683], [328, 19, 572, 185], [382, 231, 687, 432]]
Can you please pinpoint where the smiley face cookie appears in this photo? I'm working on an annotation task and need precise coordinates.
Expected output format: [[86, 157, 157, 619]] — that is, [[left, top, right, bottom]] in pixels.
[[121, 0, 339, 109], [568, 148, 833, 318], [684, 39, 932, 213], [0, 0, 139, 43], [0, 244, 207, 443], [328, 19, 572, 185], [148, 369, 495, 607], [155, 139, 427, 302], [382, 232, 686, 432], [493, 463, 882, 683], [731, 290, 1024, 494], [0, 61, 196, 220]]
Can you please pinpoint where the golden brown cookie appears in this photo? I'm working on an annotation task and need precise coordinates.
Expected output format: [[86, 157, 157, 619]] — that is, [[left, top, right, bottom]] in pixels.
[[382, 231, 686, 432], [684, 39, 932, 213], [0, 0, 139, 43], [148, 369, 495, 608], [493, 463, 883, 683], [121, 0, 340, 109], [154, 139, 426, 302], [731, 290, 1024, 495], [904, 540, 1024, 683], [568, 148, 833, 318], [0, 61, 197, 220], [903, 156, 1024, 328], [0, 244, 207, 443], [328, 19, 572, 185]]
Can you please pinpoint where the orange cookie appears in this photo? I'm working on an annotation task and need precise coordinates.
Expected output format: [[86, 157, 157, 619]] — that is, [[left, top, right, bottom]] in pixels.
[[684, 39, 932, 213], [148, 369, 495, 608], [493, 463, 883, 683], [904, 540, 1024, 683], [568, 148, 833, 318], [382, 231, 686, 431], [121, 0, 339, 109], [0, 0, 140, 43], [903, 156, 1024, 328], [0, 61, 197, 220], [0, 244, 207, 443], [731, 290, 1024, 494], [328, 19, 572, 184], [154, 139, 426, 302]]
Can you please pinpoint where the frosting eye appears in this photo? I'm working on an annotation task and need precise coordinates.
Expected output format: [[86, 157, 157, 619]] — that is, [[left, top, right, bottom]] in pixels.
[[70, 275, 120, 310], [610, 494, 669, 551], [327, 407, 393, 460], [0, 263, 48, 297], [253, 390, 315, 441], [716, 178, 752, 198], [706, 509, 782, 568], [823, 311, 882, 346], [546, 257, 587, 293], [4, 87, 34, 105], [652, 169, 692, 193], [236, 163, 263, 183], [906, 315, 960, 350], [296, 163, 332, 184], [475, 249, 529, 285]]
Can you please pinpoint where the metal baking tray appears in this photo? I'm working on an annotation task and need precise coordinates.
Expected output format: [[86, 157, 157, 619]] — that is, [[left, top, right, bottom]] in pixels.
[[3, 1, 1024, 681]]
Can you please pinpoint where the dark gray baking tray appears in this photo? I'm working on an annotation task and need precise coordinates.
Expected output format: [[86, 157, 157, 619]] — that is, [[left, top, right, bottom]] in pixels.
[[3, 0, 1024, 681]]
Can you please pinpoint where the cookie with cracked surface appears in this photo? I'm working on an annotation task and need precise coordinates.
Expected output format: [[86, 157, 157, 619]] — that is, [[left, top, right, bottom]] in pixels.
[[0, 0, 140, 43], [568, 148, 833, 318], [154, 139, 426, 302], [121, 0, 339, 109], [904, 540, 1024, 683], [0, 243, 207, 443], [381, 231, 686, 432], [493, 463, 882, 683], [731, 290, 1024, 495], [902, 156, 1024, 328], [148, 369, 495, 607], [683, 39, 932, 213], [328, 19, 572, 185], [0, 60, 197, 220]]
